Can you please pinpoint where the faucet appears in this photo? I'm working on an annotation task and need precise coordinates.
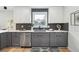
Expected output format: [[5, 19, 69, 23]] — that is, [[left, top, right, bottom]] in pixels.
[[39, 25, 41, 29]]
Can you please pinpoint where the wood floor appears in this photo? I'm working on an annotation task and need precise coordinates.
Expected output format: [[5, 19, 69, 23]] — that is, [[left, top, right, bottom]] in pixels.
[[0, 47, 70, 52], [58, 47, 70, 52]]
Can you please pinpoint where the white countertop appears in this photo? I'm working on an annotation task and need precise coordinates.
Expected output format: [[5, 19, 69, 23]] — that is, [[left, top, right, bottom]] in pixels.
[[0, 30, 68, 33], [46, 30, 68, 32], [8, 30, 33, 32], [0, 30, 8, 33]]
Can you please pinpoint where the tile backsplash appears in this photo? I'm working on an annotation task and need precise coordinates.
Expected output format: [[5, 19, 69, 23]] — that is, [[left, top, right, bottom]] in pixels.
[[48, 23, 69, 31], [16, 23, 32, 30], [16, 23, 68, 31]]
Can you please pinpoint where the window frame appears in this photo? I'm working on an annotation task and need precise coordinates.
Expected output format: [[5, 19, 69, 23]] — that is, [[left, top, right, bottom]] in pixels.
[[31, 8, 48, 28]]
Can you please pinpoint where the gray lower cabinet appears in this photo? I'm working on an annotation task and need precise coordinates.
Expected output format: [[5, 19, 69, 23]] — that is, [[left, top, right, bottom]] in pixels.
[[50, 32, 68, 47], [32, 32, 49, 47], [0, 33, 7, 48], [32, 33, 40, 46], [0, 32, 11, 48], [20, 32, 31, 47], [5, 32, 12, 47], [12, 32, 21, 47], [0, 31, 68, 48]]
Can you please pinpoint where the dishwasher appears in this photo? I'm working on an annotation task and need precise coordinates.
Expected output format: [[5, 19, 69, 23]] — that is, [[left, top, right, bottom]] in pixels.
[[20, 33, 31, 47]]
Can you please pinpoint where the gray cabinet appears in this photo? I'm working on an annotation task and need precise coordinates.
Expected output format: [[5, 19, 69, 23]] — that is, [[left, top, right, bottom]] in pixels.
[[6, 32, 12, 47], [12, 32, 21, 47], [32, 32, 49, 47], [40, 33, 49, 46], [32, 33, 40, 46], [20, 32, 31, 47], [0, 32, 12, 48], [50, 32, 68, 47], [0, 33, 7, 48], [0, 31, 68, 48], [49, 32, 55, 46]]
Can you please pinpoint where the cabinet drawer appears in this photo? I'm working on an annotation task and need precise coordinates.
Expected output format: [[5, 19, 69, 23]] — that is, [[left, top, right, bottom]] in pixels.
[[25, 32, 31, 35], [32, 32, 49, 35], [32, 32, 49, 37]]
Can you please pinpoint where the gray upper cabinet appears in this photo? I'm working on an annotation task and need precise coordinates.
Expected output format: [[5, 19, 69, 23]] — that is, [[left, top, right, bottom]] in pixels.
[[32, 32, 49, 47], [20, 32, 31, 47], [50, 32, 68, 47], [12, 32, 21, 47]]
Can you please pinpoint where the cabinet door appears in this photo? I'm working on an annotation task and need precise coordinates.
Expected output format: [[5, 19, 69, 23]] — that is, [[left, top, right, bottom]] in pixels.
[[50, 32, 68, 47], [39, 33, 49, 47], [50, 32, 56, 46], [55, 32, 68, 47], [32, 33, 40, 47], [6, 32, 12, 47], [12, 32, 20, 47], [0, 33, 7, 48], [32, 32, 49, 47]]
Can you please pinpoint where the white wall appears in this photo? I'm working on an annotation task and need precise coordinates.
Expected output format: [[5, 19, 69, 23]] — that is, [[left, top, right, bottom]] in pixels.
[[64, 6, 79, 52], [13, 6, 64, 23], [14, 6, 31, 23], [49, 6, 64, 23], [0, 6, 64, 29], [0, 10, 13, 29]]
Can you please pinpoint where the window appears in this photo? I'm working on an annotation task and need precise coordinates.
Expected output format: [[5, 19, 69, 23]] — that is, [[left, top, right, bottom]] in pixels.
[[32, 9, 48, 28]]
